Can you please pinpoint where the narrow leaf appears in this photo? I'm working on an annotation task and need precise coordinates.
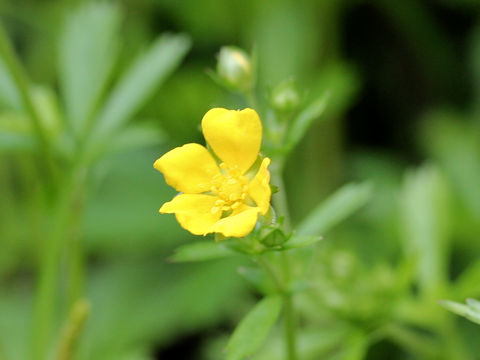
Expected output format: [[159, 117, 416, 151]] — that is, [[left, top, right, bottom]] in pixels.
[[400, 165, 450, 298], [0, 56, 21, 110], [284, 92, 330, 152], [170, 242, 235, 263], [440, 299, 480, 325], [297, 182, 372, 236], [59, 2, 121, 134], [226, 296, 282, 360], [107, 124, 166, 154], [282, 235, 323, 249], [93, 33, 191, 138]]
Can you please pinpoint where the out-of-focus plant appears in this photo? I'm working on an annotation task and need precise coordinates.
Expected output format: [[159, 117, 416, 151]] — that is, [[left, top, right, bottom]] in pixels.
[[0, 3, 190, 359], [441, 299, 480, 325]]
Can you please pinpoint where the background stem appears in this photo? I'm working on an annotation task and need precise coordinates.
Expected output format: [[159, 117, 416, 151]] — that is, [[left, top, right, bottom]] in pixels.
[[271, 165, 297, 360]]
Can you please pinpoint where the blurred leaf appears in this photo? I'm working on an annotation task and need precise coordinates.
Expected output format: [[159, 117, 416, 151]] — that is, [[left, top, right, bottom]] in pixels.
[[0, 130, 35, 152], [226, 295, 282, 360], [83, 148, 189, 254], [282, 235, 323, 250], [0, 56, 21, 110], [297, 182, 372, 236], [77, 260, 246, 359], [0, 112, 34, 152], [419, 113, 480, 234], [334, 332, 368, 360], [440, 299, 480, 325], [59, 2, 121, 136], [237, 266, 276, 294], [400, 165, 450, 299], [0, 290, 31, 360], [107, 124, 166, 155], [453, 259, 480, 299], [284, 92, 329, 153], [31, 86, 63, 138], [169, 241, 236, 263], [252, 326, 352, 360], [385, 324, 441, 359], [90, 33, 191, 144]]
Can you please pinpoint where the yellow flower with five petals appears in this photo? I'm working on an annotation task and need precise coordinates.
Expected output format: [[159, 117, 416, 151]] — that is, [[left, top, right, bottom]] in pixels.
[[154, 108, 271, 238]]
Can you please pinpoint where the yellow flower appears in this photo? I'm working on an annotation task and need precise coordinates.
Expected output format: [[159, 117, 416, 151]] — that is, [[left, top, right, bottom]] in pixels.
[[154, 108, 272, 238]]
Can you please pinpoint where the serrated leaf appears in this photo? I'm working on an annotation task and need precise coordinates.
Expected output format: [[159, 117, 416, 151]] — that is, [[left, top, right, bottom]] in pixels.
[[170, 242, 235, 263], [226, 296, 282, 360], [297, 182, 372, 236], [284, 92, 330, 153], [59, 2, 121, 134]]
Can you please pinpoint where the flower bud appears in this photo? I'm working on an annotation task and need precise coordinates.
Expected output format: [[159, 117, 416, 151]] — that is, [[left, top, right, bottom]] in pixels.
[[270, 79, 301, 113], [217, 46, 253, 92], [259, 225, 289, 247]]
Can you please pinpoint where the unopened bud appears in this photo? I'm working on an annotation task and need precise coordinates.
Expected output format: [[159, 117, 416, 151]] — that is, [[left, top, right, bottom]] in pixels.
[[217, 46, 253, 92], [259, 226, 288, 247]]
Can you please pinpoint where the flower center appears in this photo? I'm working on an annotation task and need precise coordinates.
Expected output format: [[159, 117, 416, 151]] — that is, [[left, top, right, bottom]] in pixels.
[[210, 163, 249, 214]]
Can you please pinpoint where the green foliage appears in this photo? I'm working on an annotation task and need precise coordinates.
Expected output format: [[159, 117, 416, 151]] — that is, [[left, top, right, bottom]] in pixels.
[[2, 0, 480, 359], [297, 182, 373, 236], [58, 2, 121, 136], [170, 241, 236, 263], [440, 299, 480, 325], [226, 296, 282, 360]]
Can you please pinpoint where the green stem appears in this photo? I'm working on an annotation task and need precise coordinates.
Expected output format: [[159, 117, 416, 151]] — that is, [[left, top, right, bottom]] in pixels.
[[32, 185, 74, 360], [271, 166, 297, 360], [283, 294, 297, 360], [31, 162, 86, 360]]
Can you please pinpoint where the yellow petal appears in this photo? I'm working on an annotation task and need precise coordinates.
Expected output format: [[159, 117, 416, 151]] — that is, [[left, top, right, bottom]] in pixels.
[[154, 143, 220, 193], [160, 194, 221, 235], [248, 157, 271, 215], [201, 108, 262, 174], [211, 206, 260, 238]]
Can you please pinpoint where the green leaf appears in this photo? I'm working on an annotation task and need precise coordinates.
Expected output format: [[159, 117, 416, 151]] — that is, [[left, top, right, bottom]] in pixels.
[[0, 130, 34, 152], [169, 241, 236, 263], [400, 165, 450, 299], [297, 182, 372, 236], [284, 92, 330, 153], [467, 298, 480, 312], [92, 33, 191, 140], [440, 299, 480, 325], [0, 112, 35, 152], [453, 259, 480, 299], [0, 56, 21, 110], [226, 295, 282, 360], [237, 266, 276, 294], [59, 2, 121, 135], [282, 235, 323, 249], [107, 124, 166, 155]]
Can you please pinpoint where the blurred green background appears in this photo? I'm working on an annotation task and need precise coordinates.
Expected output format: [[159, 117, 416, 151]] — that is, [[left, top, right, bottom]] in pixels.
[[1, 0, 480, 359]]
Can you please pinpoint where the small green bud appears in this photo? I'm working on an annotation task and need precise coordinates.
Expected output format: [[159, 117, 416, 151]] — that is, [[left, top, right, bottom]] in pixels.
[[217, 46, 253, 92], [259, 226, 289, 247], [270, 79, 301, 113]]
